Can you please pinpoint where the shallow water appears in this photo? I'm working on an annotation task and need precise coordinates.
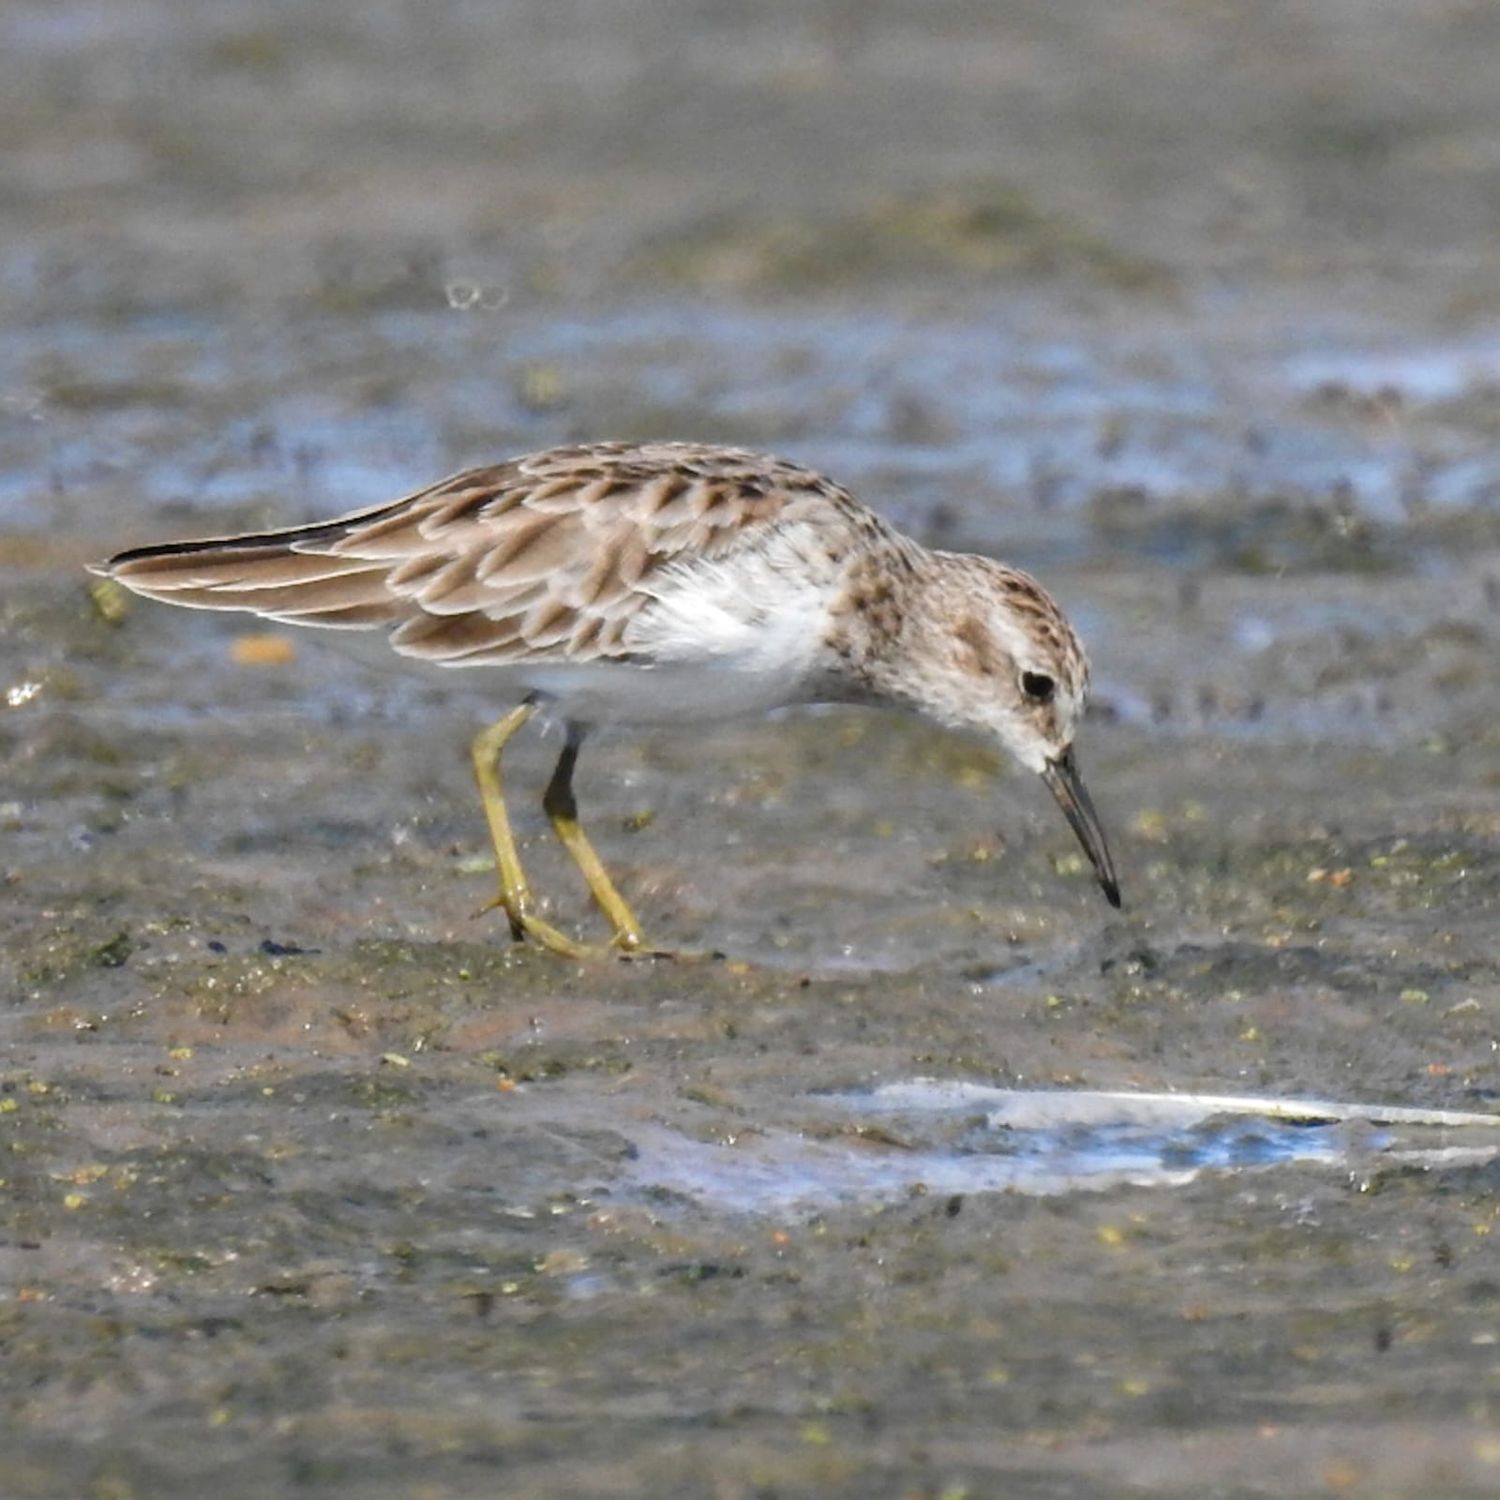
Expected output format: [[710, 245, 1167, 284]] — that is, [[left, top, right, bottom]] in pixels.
[[625, 1084, 1500, 1211], [6, 2, 1500, 1497]]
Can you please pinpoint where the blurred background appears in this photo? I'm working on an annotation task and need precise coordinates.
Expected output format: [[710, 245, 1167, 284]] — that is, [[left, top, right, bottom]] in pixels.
[[9, 0, 1500, 739], [6, 4, 1500, 1498]]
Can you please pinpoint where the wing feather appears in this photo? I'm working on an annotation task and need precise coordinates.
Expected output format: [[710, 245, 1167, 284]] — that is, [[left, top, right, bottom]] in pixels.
[[96, 442, 850, 669]]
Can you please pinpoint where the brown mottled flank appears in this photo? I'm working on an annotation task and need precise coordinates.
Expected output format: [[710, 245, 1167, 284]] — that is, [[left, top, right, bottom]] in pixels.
[[95, 440, 1120, 929]]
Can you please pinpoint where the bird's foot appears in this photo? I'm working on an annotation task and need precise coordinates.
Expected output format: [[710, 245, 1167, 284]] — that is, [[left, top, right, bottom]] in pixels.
[[476, 894, 723, 962]]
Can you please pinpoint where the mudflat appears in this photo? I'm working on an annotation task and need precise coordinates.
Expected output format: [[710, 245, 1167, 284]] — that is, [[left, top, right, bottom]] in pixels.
[[4, 4, 1500, 1496]]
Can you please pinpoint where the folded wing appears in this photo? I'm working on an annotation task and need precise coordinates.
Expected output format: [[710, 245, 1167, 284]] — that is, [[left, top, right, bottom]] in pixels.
[[96, 442, 824, 667]]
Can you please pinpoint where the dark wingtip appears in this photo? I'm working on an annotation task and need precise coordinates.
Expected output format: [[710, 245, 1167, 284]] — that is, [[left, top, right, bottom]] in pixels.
[[1100, 876, 1123, 910]]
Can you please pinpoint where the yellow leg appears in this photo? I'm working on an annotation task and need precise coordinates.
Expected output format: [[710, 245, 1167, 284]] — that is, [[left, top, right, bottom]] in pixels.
[[470, 701, 588, 958], [542, 730, 651, 954]]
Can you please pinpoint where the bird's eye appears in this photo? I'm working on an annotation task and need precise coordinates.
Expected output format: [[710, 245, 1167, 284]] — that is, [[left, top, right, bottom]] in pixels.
[[1021, 671, 1056, 704]]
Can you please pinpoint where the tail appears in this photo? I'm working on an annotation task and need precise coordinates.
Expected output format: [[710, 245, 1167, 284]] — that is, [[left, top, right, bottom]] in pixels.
[[91, 511, 409, 630]]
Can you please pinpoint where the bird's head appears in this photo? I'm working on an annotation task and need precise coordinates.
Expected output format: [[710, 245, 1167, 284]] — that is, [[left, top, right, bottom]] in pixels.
[[887, 552, 1121, 908]]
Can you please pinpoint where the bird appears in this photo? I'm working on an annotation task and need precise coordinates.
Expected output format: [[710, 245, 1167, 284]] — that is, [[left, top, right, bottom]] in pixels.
[[92, 440, 1120, 957]]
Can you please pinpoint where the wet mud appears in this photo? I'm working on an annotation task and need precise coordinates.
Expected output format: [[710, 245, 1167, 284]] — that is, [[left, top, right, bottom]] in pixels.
[[5, 2, 1500, 1496]]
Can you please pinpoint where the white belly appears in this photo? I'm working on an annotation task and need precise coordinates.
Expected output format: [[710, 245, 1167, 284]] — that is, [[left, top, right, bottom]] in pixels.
[[516, 658, 809, 727]]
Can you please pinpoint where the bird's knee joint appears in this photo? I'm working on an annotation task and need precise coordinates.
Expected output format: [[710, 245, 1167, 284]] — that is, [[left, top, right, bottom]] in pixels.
[[543, 786, 578, 822]]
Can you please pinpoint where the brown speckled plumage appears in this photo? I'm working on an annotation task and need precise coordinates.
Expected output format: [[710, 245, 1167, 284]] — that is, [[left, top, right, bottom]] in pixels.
[[102, 442, 892, 668], [95, 440, 1120, 938]]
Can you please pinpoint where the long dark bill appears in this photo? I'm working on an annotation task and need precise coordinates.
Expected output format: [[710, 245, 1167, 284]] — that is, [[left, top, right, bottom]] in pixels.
[[1041, 746, 1122, 909]]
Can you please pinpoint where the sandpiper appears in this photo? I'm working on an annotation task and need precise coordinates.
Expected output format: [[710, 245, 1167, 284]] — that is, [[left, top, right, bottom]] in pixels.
[[94, 441, 1120, 956]]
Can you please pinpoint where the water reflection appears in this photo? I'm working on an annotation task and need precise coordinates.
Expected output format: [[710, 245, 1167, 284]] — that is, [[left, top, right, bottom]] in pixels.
[[624, 1081, 1500, 1214]]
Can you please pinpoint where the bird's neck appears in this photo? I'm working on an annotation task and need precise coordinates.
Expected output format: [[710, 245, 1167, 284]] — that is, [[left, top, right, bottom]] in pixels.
[[819, 530, 933, 703]]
